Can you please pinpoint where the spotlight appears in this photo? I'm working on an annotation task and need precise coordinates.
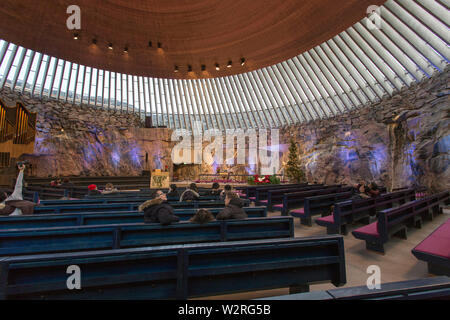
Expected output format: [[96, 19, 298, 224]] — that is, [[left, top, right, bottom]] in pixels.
[[149, 41, 153, 47], [124, 47, 128, 53], [227, 61, 232, 68], [240, 58, 246, 66], [188, 65, 192, 72], [92, 39, 97, 45], [201, 64, 206, 71], [73, 33, 79, 40], [174, 65, 179, 73], [108, 43, 113, 50], [215, 63, 220, 71]]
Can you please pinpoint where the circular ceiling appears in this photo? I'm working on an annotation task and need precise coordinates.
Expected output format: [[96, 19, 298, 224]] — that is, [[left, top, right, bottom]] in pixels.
[[0, 0, 385, 79]]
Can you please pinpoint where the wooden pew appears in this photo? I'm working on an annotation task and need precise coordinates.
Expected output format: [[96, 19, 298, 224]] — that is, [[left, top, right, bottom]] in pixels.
[[290, 191, 353, 226], [279, 186, 353, 216], [316, 189, 416, 235], [412, 218, 450, 276], [264, 185, 340, 210], [352, 191, 450, 253], [254, 184, 322, 204], [0, 206, 268, 230], [0, 217, 294, 256], [237, 184, 307, 200], [0, 236, 346, 299], [33, 199, 250, 215], [258, 276, 450, 300]]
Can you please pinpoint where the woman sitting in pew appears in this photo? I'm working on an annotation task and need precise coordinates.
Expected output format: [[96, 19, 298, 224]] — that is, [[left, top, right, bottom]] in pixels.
[[87, 184, 102, 196], [102, 183, 119, 195], [190, 209, 216, 224], [216, 192, 248, 220], [139, 190, 180, 226], [180, 183, 200, 202], [210, 182, 222, 196]]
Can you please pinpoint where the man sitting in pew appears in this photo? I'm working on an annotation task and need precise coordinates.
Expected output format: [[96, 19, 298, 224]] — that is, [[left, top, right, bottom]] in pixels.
[[0, 164, 36, 216], [210, 182, 222, 196], [189, 208, 216, 224], [87, 184, 102, 196], [180, 183, 200, 202], [167, 184, 179, 198], [216, 191, 248, 220], [139, 190, 180, 226]]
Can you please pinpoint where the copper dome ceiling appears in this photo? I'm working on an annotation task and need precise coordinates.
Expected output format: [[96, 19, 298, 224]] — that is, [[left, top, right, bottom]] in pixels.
[[0, 0, 385, 79]]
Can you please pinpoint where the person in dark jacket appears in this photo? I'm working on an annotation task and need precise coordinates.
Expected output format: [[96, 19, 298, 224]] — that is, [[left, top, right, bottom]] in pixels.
[[190, 208, 216, 224], [220, 184, 233, 200], [216, 191, 248, 220], [167, 184, 179, 198], [87, 184, 102, 196], [180, 183, 200, 202], [0, 164, 36, 216], [139, 191, 180, 225], [210, 182, 221, 196]]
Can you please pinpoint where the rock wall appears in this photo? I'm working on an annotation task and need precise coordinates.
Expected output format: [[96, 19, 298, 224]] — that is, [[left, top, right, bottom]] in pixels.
[[280, 68, 449, 192], [0, 88, 174, 177]]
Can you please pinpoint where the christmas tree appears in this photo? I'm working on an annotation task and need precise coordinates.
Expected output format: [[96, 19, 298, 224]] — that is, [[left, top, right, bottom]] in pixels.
[[285, 138, 306, 183]]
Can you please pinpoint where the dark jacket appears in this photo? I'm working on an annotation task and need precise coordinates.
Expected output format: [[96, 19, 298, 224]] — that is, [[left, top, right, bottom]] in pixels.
[[216, 198, 248, 220], [167, 190, 179, 198], [210, 189, 222, 196], [180, 189, 200, 202], [139, 198, 180, 226], [0, 200, 36, 216]]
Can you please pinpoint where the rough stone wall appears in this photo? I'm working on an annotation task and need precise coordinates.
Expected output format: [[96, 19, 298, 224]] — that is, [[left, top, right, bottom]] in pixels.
[[280, 68, 449, 192], [0, 88, 174, 177]]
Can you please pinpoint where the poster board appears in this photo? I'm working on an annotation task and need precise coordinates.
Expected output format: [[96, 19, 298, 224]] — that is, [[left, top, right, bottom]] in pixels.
[[150, 169, 170, 189]]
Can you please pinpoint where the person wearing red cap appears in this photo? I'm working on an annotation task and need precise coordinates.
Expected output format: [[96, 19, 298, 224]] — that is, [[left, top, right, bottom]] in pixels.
[[87, 184, 101, 196]]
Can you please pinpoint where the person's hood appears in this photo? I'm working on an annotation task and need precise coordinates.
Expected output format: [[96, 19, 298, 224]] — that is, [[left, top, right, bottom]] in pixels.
[[139, 198, 164, 212], [229, 197, 244, 208]]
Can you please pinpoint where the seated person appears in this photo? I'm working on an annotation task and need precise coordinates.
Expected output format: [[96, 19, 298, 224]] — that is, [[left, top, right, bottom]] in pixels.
[[180, 183, 200, 202], [220, 184, 233, 200], [210, 182, 221, 196], [0, 164, 36, 216], [352, 180, 370, 199], [61, 178, 75, 188], [216, 191, 248, 220], [189, 208, 216, 224], [87, 184, 102, 196], [139, 190, 180, 226], [366, 182, 380, 197], [167, 184, 179, 198], [102, 183, 118, 194]]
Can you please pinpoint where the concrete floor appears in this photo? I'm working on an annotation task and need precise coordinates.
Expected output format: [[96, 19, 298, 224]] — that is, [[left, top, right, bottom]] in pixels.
[[195, 206, 450, 300]]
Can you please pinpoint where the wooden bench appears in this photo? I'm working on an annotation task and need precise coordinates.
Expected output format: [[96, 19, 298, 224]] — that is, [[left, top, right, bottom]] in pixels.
[[237, 184, 307, 201], [264, 185, 338, 210], [0, 236, 345, 299], [352, 191, 450, 253], [412, 218, 450, 276], [0, 217, 294, 256], [0, 206, 268, 230], [258, 276, 450, 300], [34, 199, 250, 214], [279, 186, 353, 216], [316, 189, 416, 235], [290, 191, 353, 226], [254, 184, 322, 205]]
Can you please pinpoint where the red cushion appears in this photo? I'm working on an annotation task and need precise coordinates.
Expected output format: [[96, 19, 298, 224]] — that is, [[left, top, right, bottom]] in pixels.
[[249, 197, 256, 200], [259, 200, 268, 204], [273, 204, 283, 209], [414, 219, 450, 259], [238, 193, 246, 197], [353, 222, 380, 238], [316, 215, 335, 224], [291, 208, 305, 217]]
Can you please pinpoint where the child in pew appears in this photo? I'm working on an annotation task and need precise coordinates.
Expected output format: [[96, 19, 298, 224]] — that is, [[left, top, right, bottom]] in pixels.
[[216, 191, 248, 220], [0, 164, 36, 216], [102, 183, 119, 195], [189, 209, 216, 224], [87, 184, 102, 196], [139, 190, 180, 226], [167, 184, 179, 198], [180, 183, 200, 202], [210, 182, 222, 196]]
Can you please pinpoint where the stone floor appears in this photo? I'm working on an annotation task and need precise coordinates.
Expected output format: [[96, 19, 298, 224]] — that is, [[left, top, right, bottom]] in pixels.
[[195, 206, 450, 300]]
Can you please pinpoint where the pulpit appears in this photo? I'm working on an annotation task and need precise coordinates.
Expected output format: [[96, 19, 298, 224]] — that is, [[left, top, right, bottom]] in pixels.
[[150, 169, 170, 189]]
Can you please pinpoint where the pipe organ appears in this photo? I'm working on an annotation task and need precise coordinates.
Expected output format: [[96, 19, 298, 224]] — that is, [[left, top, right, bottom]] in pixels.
[[0, 99, 36, 168]]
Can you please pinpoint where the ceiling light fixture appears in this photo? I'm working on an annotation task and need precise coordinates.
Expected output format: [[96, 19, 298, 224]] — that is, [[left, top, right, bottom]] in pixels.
[[201, 65, 206, 71], [241, 58, 246, 66], [124, 47, 128, 53], [92, 39, 97, 45], [148, 41, 152, 47], [108, 43, 113, 50], [188, 65, 192, 72], [227, 61, 232, 68], [174, 65, 179, 73], [73, 33, 79, 40], [215, 63, 220, 71]]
